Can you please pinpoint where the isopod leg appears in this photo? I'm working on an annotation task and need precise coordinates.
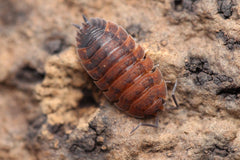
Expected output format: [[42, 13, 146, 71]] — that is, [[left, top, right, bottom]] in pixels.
[[172, 79, 179, 109], [130, 113, 159, 134]]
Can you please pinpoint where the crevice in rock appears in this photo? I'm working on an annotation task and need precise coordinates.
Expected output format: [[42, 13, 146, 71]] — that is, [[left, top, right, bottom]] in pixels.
[[126, 24, 150, 41], [16, 65, 45, 84], [216, 30, 240, 51], [172, 0, 198, 12], [44, 35, 69, 55], [217, 0, 234, 19], [78, 88, 98, 107], [216, 86, 240, 98], [184, 56, 233, 86]]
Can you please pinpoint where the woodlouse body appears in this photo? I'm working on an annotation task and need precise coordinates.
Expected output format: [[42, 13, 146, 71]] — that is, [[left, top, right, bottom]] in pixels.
[[75, 16, 167, 118]]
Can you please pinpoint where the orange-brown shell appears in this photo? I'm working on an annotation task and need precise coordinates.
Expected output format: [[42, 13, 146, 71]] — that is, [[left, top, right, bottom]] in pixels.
[[75, 17, 167, 118]]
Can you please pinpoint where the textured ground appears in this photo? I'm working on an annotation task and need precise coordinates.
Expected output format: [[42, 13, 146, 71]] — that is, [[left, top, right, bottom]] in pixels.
[[0, 0, 240, 160]]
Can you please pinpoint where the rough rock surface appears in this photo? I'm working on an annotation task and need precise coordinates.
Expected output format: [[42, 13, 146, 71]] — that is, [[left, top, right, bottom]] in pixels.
[[0, 0, 240, 160]]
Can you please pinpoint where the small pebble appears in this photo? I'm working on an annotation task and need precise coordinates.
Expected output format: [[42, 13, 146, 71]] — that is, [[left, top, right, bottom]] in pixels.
[[101, 145, 107, 151], [96, 136, 104, 145], [160, 40, 168, 46]]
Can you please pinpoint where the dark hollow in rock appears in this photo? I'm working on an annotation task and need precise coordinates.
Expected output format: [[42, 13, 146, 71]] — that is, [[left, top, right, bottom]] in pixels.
[[172, 0, 198, 12], [78, 88, 98, 107], [213, 144, 230, 157], [216, 86, 240, 98], [16, 65, 45, 84], [126, 24, 149, 41], [185, 57, 212, 74], [217, 0, 234, 19], [216, 30, 240, 51], [44, 35, 68, 54], [185, 57, 233, 86]]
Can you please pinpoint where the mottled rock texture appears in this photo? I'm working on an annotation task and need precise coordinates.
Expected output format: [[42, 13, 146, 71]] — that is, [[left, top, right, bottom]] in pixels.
[[0, 0, 240, 160]]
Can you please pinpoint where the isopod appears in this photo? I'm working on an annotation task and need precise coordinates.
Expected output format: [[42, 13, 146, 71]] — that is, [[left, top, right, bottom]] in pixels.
[[73, 15, 178, 133]]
